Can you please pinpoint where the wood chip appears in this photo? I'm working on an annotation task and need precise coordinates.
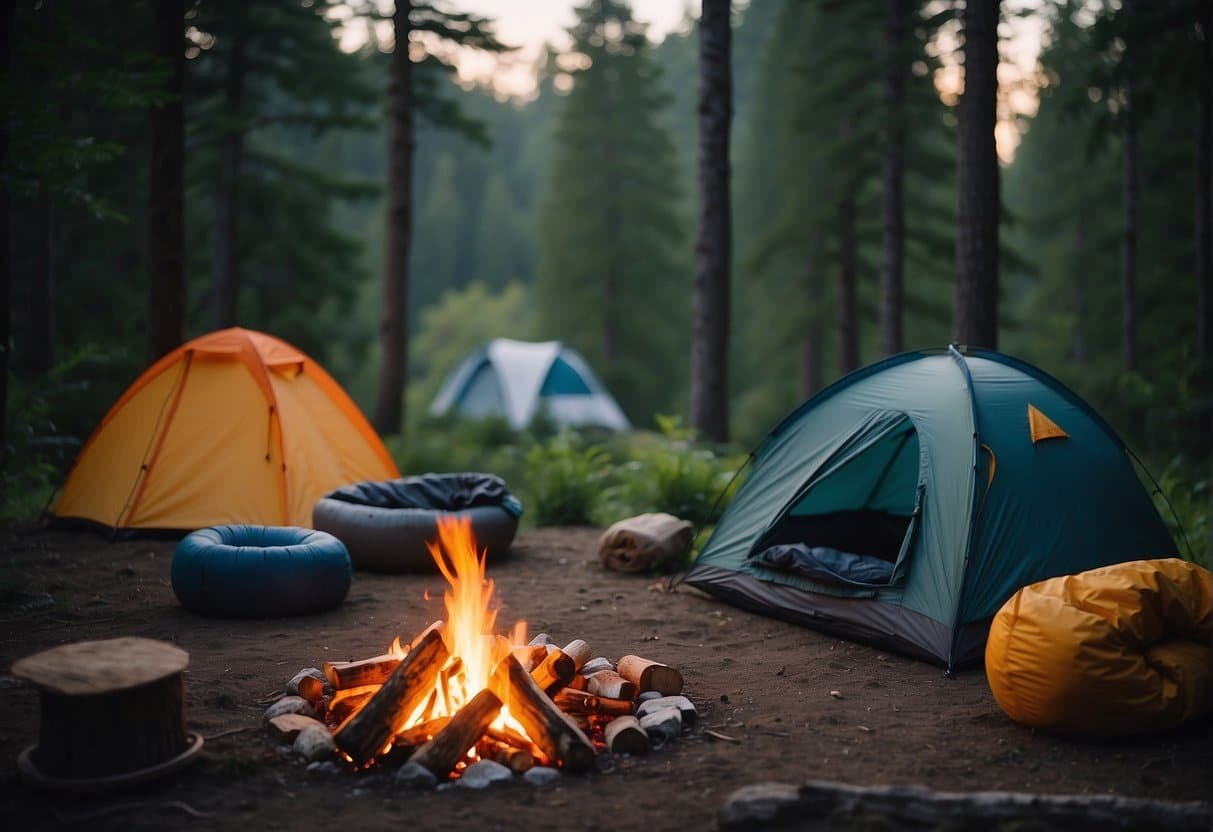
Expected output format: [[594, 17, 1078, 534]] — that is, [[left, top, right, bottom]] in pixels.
[[703, 729, 741, 743]]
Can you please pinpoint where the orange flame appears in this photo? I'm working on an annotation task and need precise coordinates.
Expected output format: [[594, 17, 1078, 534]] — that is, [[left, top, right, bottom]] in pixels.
[[394, 516, 531, 746]]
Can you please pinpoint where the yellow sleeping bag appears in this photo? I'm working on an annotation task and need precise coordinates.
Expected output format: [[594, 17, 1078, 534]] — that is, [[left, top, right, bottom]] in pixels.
[[985, 558, 1212, 737]]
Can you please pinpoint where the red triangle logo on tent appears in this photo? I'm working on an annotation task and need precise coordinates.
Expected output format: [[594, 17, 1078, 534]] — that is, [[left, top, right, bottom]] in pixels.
[[1028, 404, 1068, 444]]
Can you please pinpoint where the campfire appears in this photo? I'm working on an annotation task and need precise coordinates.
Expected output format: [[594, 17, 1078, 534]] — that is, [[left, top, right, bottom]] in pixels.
[[270, 516, 692, 783]]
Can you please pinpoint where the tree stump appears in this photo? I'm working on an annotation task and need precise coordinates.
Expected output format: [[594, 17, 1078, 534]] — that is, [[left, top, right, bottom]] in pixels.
[[11, 637, 196, 783]]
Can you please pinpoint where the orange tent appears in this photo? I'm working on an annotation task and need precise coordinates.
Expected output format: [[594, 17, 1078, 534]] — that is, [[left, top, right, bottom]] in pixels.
[[53, 328, 399, 532]]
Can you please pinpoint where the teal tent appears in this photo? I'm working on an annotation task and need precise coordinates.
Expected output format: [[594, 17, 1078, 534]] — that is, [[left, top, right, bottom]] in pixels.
[[685, 347, 1177, 669]]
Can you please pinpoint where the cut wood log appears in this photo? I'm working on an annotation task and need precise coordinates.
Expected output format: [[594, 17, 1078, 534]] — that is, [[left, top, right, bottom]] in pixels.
[[553, 689, 634, 717], [528, 632, 553, 647], [327, 686, 377, 726], [561, 639, 591, 672], [617, 655, 683, 696], [510, 645, 548, 672], [531, 649, 576, 694], [566, 674, 588, 692], [408, 688, 502, 779], [393, 717, 451, 749], [295, 675, 325, 703], [604, 716, 650, 755], [332, 629, 448, 765], [476, 738, 535, 774], [323, 654, 400, 690], [492, 655, 596, 773], [717, 780, 1213, 832], [11, 637, 191, 780], [598, 512, 693, 572], [586, 670, 636, 700], [485, 724, 538, 756]]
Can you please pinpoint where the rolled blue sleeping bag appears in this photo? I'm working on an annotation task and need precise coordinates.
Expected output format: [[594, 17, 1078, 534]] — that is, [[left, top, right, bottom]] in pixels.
[[171, 525, 351, 618]]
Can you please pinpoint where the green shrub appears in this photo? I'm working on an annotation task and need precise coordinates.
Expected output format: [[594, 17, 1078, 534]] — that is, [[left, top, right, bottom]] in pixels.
[[602, 415, 744, 528], [1148, 457, 1210, 568], [523, 431, 611, 526]]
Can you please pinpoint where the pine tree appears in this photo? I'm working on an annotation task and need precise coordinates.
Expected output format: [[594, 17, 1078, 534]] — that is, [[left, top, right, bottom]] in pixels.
[[952, 0, 1001, 349], [536, 0, 687, 424], [368, 0, 505, 436], [187, 0, 379, 348], [880, 0, 912, 356], [147, 0, 185, 361], [690, 0, 732, 442]]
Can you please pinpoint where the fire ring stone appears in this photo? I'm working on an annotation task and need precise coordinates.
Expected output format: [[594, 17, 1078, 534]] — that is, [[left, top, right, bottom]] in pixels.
[[171, 524, 351, 617]]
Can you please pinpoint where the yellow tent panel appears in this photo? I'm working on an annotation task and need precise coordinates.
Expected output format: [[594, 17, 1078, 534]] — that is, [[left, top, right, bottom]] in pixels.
[[53, 328, 399, 532]]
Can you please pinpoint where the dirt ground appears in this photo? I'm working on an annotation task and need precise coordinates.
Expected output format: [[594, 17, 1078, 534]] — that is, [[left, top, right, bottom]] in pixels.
[[0, 526, 1209, 831]]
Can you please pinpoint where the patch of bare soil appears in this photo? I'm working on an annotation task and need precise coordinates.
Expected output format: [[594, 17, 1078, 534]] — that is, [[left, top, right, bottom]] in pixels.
[[0, 527, 1209, 831]]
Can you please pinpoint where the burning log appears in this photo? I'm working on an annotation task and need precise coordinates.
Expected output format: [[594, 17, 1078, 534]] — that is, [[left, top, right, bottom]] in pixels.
[[511, 645, 548, 672], [333, 629, 449, 765], [409, 688, 502, 778], [324, 655, 400, 690], [531, 649, 577, 693], [561, 639, 591, 672], [604, 716, 650, 755], [528, 632, 554, 647], [493, 655, 596, 773], [553, 689, 634, 717], [486, 724, 538, 756], [394, 717, 451, 748], [476, 738, 535, 774], [327, 684, 379, 725], [617, 655, 683, 696], [586, 670, 637, 700]]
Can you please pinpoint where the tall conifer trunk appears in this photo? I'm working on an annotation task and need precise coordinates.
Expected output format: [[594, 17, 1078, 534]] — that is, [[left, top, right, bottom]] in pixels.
[[1120, 0, 1138, 373], [1197, 2, 1212, 370], [0, 0, 12, 469], [690, 0, 732, 442], [28, 189, 53, 374], [147, 0, 186, 361], [800, 248, 823, 399], [836, 192, 859, 374], [212, 22, 246, 329], [952, 0, 1000, 349], [374, 0, 414, 436], [879, 0, 909, 356]]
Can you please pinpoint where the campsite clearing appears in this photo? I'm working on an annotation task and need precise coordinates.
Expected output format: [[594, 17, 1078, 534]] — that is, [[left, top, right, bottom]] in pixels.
[[1, 526, 1208, 830]]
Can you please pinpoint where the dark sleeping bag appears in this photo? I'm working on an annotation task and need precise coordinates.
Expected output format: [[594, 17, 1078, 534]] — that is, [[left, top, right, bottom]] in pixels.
[[325, 472, 523, 517], [751, 544, 895, 587]]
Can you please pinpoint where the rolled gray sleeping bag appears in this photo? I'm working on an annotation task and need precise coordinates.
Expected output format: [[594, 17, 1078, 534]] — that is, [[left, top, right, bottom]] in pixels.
[[312, 473, 523, 573]]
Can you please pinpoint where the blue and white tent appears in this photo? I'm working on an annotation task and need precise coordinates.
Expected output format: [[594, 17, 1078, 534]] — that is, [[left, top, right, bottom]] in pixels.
[[430, 339, 630, 432]]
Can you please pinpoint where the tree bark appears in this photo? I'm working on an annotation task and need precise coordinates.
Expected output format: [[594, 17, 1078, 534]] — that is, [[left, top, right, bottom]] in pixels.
[[879, 0, 909, 356], [147, 0, 186, 362], [836, 192, 859, 374], [952, 0, 1000, 349], [374, 0, 414, 436], [1197, 2, 1211, 370], [800, 244, 823, 399], [690, 0, 732, 442], [1120, 0, 1138, 373], [28, 188, 53, 375], [211, 20, 246, 330], [0, 0, 12, 471]]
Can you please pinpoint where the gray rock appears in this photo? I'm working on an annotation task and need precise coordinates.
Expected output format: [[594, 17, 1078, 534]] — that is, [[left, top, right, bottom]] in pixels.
[[305, 760, 344, 777], [718, 783, 801, 829], [581, 657, 614, 676], [293, 724, 336, 762], [637, 690, 664, 704], [639, 706, 682, 745], [523, 766, 561, 786], [636, 695, 696, 726], [394, 762, 438, 790], [286, 668, 327, 698], [457, 760, 513, 789], [264, 695, 318, 722]]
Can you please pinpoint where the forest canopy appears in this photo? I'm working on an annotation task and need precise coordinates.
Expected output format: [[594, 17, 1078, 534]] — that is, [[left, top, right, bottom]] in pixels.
[[1, 0, 1209, 556]]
